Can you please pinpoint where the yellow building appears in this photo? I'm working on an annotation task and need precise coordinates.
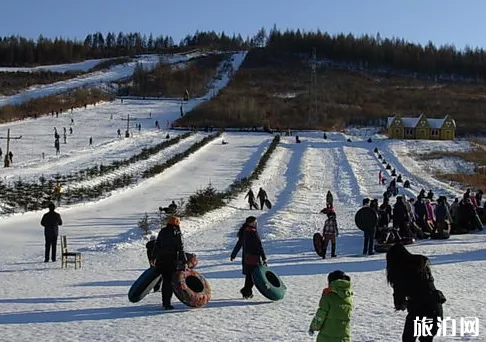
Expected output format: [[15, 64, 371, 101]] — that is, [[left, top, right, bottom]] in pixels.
[[386, 114, 456, 140]]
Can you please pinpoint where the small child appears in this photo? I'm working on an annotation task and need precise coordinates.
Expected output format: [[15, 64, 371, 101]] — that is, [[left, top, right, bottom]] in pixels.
[[309, 270, 353, 341], [322, 211, 338, 259]]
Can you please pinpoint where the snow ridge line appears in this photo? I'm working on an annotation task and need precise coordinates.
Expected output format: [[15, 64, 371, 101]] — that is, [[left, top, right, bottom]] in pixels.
[[68, 133, 203, 189], [182, 134, 280, 217], [0, 132, 219, 216]]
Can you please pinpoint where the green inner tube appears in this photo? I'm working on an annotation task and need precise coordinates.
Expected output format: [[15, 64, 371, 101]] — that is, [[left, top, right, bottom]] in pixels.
[[252, 265, 286, 301]]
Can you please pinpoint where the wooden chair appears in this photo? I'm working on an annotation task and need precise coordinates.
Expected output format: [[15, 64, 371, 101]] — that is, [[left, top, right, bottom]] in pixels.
[[61, 236, 82, 269]]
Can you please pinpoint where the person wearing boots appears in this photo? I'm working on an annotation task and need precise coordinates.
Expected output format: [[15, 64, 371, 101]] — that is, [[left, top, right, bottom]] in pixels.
[[322, 211, 338, 259], [152, 216, 187, 310], [257, 187, 268, 210], [230, 216, 267, 299], [40, 202, 63, 262]]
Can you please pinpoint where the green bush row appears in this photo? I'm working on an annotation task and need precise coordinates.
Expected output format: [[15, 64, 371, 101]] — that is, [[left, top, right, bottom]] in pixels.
[[183, 134, 280, 216], [142, 132, 222, 178]]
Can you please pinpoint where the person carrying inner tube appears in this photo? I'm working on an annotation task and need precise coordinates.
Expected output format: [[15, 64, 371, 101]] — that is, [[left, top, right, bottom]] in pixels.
[[230, 216, 267, 299], [152, 216, 187, 310]]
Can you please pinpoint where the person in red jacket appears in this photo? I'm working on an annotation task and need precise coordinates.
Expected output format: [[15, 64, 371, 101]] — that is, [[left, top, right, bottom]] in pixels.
[[230, 216, 267, 299]]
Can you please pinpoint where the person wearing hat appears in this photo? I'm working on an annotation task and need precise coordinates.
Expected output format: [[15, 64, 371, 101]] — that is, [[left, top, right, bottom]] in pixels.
[[308, 270, 353, 341], [40, 202, 63, 262], [152, 216, 186, 310], [230, 216, 267, 299], [322, 210, 338, 259]]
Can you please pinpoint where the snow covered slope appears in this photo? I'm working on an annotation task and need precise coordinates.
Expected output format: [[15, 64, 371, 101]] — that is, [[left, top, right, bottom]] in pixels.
[[0, 50, 225, 108], [0, 89, 484, 340], [0, 58, 110, 73]]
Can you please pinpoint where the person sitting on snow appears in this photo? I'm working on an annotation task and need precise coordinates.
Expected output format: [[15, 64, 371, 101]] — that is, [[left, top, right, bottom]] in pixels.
[[321, 211, 338, 259], [308, 270, 352, 341]]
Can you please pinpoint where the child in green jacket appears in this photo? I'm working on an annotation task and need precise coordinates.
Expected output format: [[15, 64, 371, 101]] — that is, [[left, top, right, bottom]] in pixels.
[[309, 270, 353, 342]]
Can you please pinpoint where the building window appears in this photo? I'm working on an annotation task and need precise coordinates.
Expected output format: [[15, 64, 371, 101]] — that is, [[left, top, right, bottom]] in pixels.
[[405, 128, 414, 136], [431, 129, 440, 136]]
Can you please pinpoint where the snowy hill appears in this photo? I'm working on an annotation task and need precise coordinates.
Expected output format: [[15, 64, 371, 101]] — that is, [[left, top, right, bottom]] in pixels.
[[0, 52, 485, 341], [0, 50, 217, 108]]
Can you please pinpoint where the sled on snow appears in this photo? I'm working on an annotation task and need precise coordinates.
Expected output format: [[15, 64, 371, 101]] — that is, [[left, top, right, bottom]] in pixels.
[[128, 267, 162, 303], [264, 199, 272, 209], [252, 265, 286, 301], [313, 232, 324, 257]]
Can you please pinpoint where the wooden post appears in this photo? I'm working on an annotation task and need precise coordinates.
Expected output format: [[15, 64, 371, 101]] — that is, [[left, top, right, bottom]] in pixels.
[[0, 128, 22, 167], [121, 114, 137, 138]]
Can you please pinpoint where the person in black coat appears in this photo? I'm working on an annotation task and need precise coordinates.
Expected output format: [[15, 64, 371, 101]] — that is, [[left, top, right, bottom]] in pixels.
[[386, 244, 446, 341], [245, 189, 256, 209], [257, 187, 268, 210], [152, 216, 186, 310], [40, 202, 63, 262], [230, 216, 267, 299]]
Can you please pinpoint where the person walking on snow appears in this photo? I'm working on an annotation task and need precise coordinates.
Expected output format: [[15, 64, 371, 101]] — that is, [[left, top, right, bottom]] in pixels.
[[230, 216, 267, 299], [152, 216, 187, 310], [40, 202, 63, 262], [245, 189, 257, 209], [386, 244, 446, 342], [257, 187, 268, 210], [308, 270, 353, 341], [322, 211, 338, 259]]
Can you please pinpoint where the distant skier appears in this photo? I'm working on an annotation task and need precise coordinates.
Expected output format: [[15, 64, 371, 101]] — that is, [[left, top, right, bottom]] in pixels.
[[117, 129, 121, 137], [379, 170, 383, 185], [89, 137, 93, 146], [257, 187, 268, 210], [69, 127, 73, 135]]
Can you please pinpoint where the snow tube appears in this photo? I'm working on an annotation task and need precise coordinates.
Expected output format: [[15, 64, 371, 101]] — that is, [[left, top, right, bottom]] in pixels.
[[430, 232, 450, 239], [128, 267, 161, 303], [172, 269, 211, 308], [313, 233, 323, 257], [375, 243, 393, 253], [355, 207, 378, 233], [265, 199, 272, 209], [400, 237, 416, 245], [252, 265, 286, 301]]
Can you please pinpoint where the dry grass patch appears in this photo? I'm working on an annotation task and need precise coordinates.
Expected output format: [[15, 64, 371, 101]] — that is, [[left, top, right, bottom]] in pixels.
[[0, 88, 113, 123], [125, 53, 226, 98], [176, 49, 486, 133]]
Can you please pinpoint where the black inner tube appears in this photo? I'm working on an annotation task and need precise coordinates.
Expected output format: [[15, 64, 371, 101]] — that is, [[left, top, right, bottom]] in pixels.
[[265, 271, 280, 287], [186, 275, 204, 293]]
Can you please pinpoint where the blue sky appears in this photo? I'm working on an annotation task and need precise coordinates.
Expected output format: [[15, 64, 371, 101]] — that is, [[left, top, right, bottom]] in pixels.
[[1, 0, 484, 49]]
